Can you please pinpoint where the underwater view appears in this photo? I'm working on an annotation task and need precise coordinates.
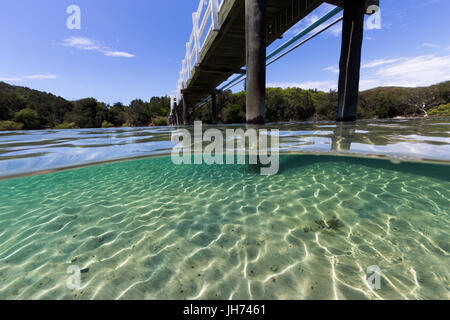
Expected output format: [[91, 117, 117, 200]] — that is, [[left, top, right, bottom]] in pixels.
[[0, 118, 449, 300]]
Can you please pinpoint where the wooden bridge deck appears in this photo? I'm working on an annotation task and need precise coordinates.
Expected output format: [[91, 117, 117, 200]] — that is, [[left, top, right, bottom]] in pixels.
[[182, 0, 343, 107]]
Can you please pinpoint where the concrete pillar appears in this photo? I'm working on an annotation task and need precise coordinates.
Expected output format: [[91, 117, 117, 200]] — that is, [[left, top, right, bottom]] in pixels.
[[174, 106, 180, 125], [182, 93, 189, 125], [337, 0, 365, 122], [245, 0, 266, 124], [210, 92, 218, 124]]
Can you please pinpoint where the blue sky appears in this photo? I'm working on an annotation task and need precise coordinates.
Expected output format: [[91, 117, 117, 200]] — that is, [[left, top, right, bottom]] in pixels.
[[0, 0, 449, 105]]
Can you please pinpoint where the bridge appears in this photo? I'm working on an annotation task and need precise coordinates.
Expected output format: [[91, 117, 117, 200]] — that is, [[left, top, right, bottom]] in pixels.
[[170, 0, 379, 125]]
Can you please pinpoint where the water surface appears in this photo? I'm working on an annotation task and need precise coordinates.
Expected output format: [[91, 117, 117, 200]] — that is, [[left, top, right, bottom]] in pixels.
[[1, 118, 449, 178], [0, 118, 449, 300]]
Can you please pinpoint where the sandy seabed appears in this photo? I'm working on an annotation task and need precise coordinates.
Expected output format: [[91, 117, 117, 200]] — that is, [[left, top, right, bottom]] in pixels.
[[0, 154, 448, 300]]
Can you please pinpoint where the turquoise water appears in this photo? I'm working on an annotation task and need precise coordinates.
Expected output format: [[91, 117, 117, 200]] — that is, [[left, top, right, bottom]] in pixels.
[[0, 154, 449, 299], [0, 119, 449, 300]]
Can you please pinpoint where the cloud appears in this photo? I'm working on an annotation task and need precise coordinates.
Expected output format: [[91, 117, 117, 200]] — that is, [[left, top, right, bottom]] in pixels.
[[368, 54, 450, 88], [0, 77, 24, 82], [104, 51, 135, 58], [361, 58, 403, 69], [322, 59, 403, 75], [0, 74, 57, 82], [326, 23, 342, 37], [322, 66, 339, 74], [422, 43, 440, 49], [419, 0, 443, 6], [62, 37, 135, 58], [62, 37, 98, 50], [285, 3, 342, 38], [25, 74, 58, 80], [267, 80, 337, 92], [305, 14, 320, 25], [271, 54, 450, 93]]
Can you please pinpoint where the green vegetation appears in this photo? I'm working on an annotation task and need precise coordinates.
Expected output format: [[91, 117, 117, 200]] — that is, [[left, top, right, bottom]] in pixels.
[[101, 120, 115, 128], [193, 81, 450, 123], [1, 80, 449, 130], [0, 81, 170, 130], [0, 120, 24, 131], [428, 103, 450, 116], [54, 122, 79, 129], [14, 108, 40, 129], [152, 116, 168, 126]]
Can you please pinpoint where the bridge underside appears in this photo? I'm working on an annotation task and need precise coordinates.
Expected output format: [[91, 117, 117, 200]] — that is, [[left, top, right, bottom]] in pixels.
[[178, 0, 375, 124], [182, 0, 330, 107]]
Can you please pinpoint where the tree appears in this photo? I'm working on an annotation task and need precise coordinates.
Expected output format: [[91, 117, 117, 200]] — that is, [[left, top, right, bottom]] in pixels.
[[126, 99, 150, 126], [66, 98, 99, 128], [0, 120, 24, 131], [1, 80, 449, 129], [101, 120, 115, 128], [221, 104, 246, 123], [14, 108, 40, 129], [317, 90, 338, 120], [429, 103, 450, 116], [109, 102, 126, 127]]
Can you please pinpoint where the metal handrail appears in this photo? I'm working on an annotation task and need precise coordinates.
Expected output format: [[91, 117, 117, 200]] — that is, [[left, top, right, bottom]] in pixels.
[[173, 0, 222, 108], [188, 6, 344, 110], [171, 4, 343, 112]]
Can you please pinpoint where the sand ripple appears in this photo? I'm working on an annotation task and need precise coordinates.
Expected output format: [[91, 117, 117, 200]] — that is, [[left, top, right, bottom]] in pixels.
[[0, 155, 448, 300]]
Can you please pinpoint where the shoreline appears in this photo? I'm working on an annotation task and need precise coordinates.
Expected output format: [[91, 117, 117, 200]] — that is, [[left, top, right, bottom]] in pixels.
[[2, 115, 449, 132]]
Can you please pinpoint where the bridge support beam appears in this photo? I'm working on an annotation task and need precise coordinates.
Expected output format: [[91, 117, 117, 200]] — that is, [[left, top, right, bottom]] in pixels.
[[182, 93, 189, 125], [245, 0, 266, 124], [174, 108, 180, 126], [337, 0, 365, 122], [210, 92, 218, 124]]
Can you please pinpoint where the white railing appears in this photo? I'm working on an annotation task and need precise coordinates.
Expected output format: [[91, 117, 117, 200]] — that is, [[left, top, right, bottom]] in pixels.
[[174, 0, 223, 105]]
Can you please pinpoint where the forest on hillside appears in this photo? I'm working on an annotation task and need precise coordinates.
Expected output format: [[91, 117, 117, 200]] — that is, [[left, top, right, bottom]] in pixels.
[[0, 80, 449, 131], [0, 81, 170, 130], [193, 81, 450, 123]]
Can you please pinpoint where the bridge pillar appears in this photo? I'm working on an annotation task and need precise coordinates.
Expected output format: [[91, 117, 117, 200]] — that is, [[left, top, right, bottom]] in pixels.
[[182, 93, 189, 125], [210, 92, 218, 124], [174, 106, 180, 125], [245, 0, 266, 124], [337, 0, 365, 122]]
